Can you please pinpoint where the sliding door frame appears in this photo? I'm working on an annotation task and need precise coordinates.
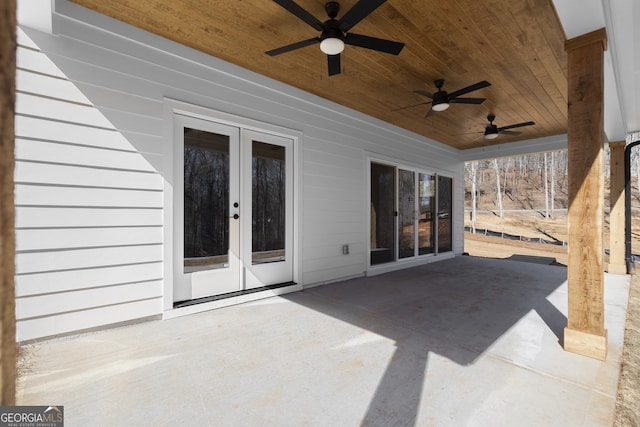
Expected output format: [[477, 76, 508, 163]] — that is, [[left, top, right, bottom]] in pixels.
[[366, 155, 456, 276]]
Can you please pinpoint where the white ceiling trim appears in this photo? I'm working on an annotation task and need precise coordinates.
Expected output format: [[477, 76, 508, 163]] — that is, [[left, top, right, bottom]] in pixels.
[[458, 134, 568, 162], [604, 0, 640, 134], [16, 0, 52, 34], [552, 0, 605, 39], [552, 0, 639, 140]]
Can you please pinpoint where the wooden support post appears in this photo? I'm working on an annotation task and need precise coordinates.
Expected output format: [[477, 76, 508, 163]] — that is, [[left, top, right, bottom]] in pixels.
[[608, 141, 627, 275], [564, 28, 608, 360], [1, 0, 16, 405]]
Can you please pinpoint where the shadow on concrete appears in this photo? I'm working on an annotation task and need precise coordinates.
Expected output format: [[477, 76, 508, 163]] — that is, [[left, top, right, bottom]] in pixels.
[[283, 255, 567, 427]]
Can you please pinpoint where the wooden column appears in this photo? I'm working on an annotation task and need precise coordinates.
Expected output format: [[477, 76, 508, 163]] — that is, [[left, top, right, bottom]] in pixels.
[[608, 141, 627, 275], [1, 0, 16, 405], [564, 28, 608, 360]]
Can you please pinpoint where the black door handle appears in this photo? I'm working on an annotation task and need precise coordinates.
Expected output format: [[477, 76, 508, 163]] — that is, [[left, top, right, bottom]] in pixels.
[[233, 213, 239, 220]]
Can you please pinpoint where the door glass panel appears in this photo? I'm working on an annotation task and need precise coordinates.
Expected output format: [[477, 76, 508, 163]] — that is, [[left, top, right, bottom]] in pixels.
[[252, 141, 286, 265], [370, 163, 395, 265], [438, 175, 453, 253], [419, 173, 435, 255], [398, 169, 415, 259], [183, 128, 230, 272]]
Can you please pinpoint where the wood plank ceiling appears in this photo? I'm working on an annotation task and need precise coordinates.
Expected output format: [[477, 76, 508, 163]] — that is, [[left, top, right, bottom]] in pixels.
[[70, 0, 568, 150]]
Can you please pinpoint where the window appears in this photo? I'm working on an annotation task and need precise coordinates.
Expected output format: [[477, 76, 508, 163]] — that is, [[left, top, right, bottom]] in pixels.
[[437, 175, 453, 253], [370, 161, 453, 266], [183, 128, 230, 272]]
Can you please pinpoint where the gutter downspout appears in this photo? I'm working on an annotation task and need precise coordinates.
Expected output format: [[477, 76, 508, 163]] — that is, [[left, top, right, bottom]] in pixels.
[[624, 140, 640, 274]]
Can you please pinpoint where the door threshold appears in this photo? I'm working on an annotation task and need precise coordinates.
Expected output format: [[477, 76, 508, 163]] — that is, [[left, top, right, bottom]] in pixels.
[[173, 281, 297, 309]]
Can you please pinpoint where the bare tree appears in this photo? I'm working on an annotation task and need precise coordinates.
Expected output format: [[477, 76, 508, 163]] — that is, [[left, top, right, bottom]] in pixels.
[[550, 151, 556, 215], [493, 159, 504, 218], [471, 161, 477, 233], [544, 152, 549, 219]]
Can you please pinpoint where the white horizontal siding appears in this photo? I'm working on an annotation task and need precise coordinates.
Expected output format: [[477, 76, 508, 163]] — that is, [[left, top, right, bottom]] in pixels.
[[15, 207, 162, 228], [16, 92, 114, 129], [17, 299, 163, 342], [15, 162, 162, 190], [16, 263, 163, 296], [15, 139, 158, 172], [15, 115, 162, 154], [16, 45, 66, 77], [303, 265, 365, 286], [302, 229, 365, 248], [74, 82, 165, 119], [16, 245, 162, 275], [15, 184, 162, 207], [16, 281, 163, 319], [16, 226, 162, 251], [14, 26, 165, 340], [16, 67, 91, 104]]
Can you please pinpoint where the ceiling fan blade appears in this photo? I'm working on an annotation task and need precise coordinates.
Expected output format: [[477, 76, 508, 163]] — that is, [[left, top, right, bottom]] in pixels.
[[265, 37, 320, 56], [391, 101, 432, 112], [414, 90, 434, 99], [425, 108, 436, 118], [338, 0, 387, 32], [447, 80, 491, 99], [448, 97, 486, 105], [272, 0, 324, 31], [327, 54, 341, 76], [498, 121, 535, 131], [344, 33, 404, 55], [499, 130, 522, 136]]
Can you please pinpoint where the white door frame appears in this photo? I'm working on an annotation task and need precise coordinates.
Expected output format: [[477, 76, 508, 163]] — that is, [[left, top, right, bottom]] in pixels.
[[162, 99, 302, 316]]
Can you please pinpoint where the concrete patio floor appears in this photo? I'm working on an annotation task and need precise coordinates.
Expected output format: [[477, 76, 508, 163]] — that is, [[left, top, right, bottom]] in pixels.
[[17, 256, 630, 427]]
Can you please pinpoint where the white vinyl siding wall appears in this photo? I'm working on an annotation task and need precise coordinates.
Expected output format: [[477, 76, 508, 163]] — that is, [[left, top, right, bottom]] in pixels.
[[15, 0, 464, 340], [14, 29, 164, 341]]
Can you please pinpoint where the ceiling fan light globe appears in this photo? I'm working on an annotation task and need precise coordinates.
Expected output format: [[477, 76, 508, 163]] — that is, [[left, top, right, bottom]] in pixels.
[[484, 132, 499, 140], [320, 38, 345, 55], [432, 102, 449, 112]]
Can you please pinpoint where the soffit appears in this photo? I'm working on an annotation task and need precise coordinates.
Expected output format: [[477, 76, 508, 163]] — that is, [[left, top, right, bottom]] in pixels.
[[69, 0, 569, 150]]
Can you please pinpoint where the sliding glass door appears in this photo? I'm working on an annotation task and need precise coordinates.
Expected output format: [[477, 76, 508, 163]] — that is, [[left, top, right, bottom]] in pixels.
[[419, 173, 436, 255], [370, 161, 453, 266], [438, 175, 453, 253], [398, 169, 415, 259], [370, 163, 395, 265]]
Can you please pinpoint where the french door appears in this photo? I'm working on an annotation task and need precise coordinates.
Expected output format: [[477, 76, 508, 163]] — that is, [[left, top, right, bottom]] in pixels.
[[242, 129, 293, 289], [173, 114, 293, 302]]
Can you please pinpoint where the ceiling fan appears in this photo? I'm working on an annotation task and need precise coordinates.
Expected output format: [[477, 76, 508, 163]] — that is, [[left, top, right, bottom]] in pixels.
[[393, 79, 491, 117], [482, 114, 535, 139], [266, 0, 405, 76]]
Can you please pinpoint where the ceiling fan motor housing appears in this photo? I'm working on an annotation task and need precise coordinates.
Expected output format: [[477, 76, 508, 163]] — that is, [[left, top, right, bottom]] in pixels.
[[485, 115, 498, 137], [432, 91, 448, 106], [431, 79, 448, 109], [484, 124, 498, 136], [321, 21, 344, 42]]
